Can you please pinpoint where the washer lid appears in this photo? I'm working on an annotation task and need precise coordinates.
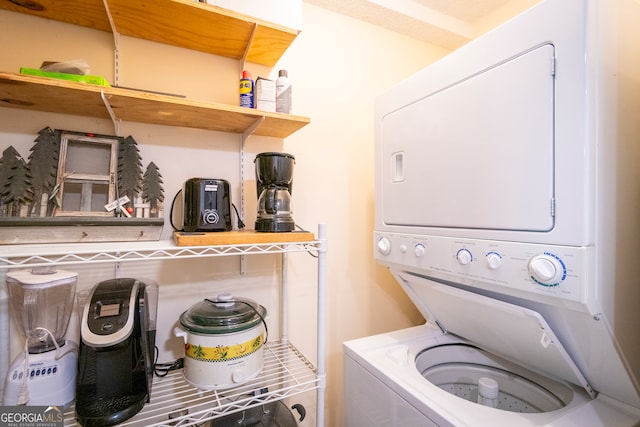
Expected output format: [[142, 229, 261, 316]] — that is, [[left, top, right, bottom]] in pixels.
[[396, 272, 596, 398]]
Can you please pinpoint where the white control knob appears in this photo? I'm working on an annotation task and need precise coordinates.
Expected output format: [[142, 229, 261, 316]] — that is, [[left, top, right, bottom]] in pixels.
[[414, 243, 426, 257], [457, 249, 472, 265], [231, 369, 246, 383], [528, 253, 565, 286], [486, 253, 502, 270], [377, 237, 391, 255]]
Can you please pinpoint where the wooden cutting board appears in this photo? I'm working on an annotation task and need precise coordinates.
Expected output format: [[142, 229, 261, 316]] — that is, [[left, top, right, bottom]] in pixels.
[[173, 230, 315, 246]]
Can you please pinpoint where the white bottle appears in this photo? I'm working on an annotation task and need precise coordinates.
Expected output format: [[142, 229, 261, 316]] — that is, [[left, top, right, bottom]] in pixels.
[[276, 69, 292, 114]]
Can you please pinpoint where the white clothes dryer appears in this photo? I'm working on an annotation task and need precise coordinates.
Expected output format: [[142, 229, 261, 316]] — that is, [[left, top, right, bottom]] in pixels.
[[344, 0, 640, 425]]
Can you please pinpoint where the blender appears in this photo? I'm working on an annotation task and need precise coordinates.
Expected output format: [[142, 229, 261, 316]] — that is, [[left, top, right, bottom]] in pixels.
[[254, 152, 296, 232], [3, 267, 78, 407]]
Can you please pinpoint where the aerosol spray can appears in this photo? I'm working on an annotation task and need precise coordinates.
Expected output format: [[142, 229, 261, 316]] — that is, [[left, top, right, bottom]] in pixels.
[[240, 70, 255, 108]]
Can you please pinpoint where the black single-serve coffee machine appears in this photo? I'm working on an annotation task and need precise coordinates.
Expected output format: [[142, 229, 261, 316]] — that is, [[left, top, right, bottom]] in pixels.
[[76, 278, 158, 427], [254, 152, 296, 232]]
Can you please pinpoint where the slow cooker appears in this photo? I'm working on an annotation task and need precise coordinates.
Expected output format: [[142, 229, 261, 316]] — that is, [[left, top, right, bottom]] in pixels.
[[175, 293, 267, 390]]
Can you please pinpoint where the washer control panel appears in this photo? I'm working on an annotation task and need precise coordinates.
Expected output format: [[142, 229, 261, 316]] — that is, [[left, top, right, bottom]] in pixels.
[[374, 232, 590, 305]]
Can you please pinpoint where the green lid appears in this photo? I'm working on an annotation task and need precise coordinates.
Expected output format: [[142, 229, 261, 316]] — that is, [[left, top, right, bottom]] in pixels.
[[179, 293, 266, 335]]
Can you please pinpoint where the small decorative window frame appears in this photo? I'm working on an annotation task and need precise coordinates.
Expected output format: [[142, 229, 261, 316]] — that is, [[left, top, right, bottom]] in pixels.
[[54, 131, 120, 217]]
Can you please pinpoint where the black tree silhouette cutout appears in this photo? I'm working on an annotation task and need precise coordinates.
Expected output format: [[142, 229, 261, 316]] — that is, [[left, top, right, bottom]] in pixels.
[[142, 162, 164, 218], [27, 127, 59, 216], [118, 135, 143, 213], [0, 146, 33, 216]]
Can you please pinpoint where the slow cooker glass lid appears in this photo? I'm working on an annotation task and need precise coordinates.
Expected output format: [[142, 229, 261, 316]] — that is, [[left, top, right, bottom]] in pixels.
[[180, 295, 266, 334]]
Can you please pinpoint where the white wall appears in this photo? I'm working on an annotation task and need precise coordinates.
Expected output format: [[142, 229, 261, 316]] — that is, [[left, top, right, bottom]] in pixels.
[[279, 5, 450, 424], [0, 4, 444, 425], [473, 0, 540, 35], [281, 2, 444, 347]]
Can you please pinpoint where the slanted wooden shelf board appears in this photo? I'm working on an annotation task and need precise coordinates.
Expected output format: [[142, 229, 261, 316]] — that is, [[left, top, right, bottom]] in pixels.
[[0, 0, 298, 66], [0, 72, 310, 138]]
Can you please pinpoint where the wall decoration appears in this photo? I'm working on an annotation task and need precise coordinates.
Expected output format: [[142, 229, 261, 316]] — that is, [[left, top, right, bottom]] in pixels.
[[0, 145, 33, 217], [0, 127, 164, 244], [28, 127, 59, 217]]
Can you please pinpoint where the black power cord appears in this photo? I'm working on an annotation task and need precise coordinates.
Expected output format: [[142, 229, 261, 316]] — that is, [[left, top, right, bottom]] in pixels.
[[154, 348, 184, 377], [232, 203, 245, 229]]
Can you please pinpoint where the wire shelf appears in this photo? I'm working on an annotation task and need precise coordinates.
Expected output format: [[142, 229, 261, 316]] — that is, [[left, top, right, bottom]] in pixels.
[[0, 240, 320, 270], [63, 340, 319, 427]]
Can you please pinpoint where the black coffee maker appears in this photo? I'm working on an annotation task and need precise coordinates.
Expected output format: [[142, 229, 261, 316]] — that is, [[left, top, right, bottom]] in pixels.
[[76, 278, 158, 427], [254, 152, 296, 232]]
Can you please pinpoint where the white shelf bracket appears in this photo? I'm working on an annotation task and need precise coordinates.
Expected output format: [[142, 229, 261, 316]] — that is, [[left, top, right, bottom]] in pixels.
[[240, 23, 258, 73], [238, 116, 265, 275], [239, 134, 246, 275], [242, 116, 265, 142], [240, 134, 245, 222], [100, 91, 122, 136], [102, 0, 121, 86]]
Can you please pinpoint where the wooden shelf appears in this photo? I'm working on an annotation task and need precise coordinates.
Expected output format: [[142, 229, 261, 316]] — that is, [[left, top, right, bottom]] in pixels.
[[0, 72, 310, 137], [173, 230, 315, 246], [0, 0, 299, 66]]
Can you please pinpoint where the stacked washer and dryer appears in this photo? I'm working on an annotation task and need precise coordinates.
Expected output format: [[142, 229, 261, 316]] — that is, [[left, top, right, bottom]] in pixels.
[[344, 0, 640, 425]]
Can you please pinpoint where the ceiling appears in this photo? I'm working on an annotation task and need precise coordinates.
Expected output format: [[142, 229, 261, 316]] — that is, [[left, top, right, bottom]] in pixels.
[[303, 0, 523, 50]]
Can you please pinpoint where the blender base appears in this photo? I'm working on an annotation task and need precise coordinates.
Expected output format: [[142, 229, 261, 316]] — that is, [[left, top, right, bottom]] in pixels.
[[3, 341, 78, 407]]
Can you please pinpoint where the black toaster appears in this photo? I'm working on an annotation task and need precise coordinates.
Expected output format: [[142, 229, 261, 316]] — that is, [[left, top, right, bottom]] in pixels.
[[183, 178, 232, 232]]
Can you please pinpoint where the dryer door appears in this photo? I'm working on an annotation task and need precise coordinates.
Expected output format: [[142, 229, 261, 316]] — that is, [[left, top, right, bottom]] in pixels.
[[394, 271, 595, 398], [380, 44, 555, 232]]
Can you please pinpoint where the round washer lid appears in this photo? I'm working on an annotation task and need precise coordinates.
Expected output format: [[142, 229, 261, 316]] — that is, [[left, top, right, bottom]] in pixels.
[[394, 271, 596, 399], [180, 293, 267, 335]]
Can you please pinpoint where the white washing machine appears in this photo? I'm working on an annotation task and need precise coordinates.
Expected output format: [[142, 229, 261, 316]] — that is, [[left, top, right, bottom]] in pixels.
[[344, 253, 640, 426], [344, 0, 640, 425]]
